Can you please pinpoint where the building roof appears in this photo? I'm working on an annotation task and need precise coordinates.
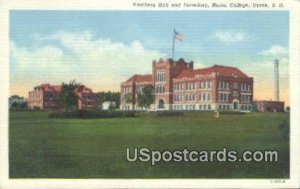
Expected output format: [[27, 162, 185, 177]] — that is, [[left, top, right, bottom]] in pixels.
[[35, 84, 62, 92], [74, 85, 93, 94], [125, 74, 152, 83], [34, 84, 95, 93], [53, 85, 62, 92], [176, 65, 249, 79]]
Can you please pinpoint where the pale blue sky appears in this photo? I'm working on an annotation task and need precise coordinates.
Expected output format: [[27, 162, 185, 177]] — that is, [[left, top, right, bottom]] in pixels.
[[9, 11, 289, 104], [10, 11, 288, 58]]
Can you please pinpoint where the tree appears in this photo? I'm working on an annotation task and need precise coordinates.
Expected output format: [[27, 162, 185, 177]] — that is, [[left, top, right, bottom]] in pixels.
[[124, 93, 133, 103], [9, 95, 27, 110], [279, 113, 289, 139], [137, 85, 154, 109], [96, 91, 121, 108], [58, 80, 82, 112]]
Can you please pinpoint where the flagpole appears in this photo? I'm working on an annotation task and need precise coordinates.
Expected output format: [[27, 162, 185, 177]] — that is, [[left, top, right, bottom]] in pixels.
[[172, 29, 175, 60]]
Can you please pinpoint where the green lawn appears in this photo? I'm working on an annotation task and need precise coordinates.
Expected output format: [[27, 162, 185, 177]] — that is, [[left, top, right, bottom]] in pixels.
[[9, 111, 289, 178]]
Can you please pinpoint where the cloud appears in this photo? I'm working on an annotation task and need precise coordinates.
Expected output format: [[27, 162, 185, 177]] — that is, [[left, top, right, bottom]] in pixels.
[[10, 31, 166, 92], [259, 45, 288, 57], [211, 31, 246, 44], [10, 41, 68, 78]]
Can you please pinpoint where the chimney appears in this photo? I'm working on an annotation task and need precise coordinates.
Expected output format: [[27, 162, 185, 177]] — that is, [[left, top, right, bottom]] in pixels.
[[274, 59, 279, 101], [189, 61, 194, 69]]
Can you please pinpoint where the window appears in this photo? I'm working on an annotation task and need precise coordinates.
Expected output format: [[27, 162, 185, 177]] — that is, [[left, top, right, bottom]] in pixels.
[[233, 82, 238, 89], [200, 81, 204, 89], [190, 82, 195, 90], [192, 94, 195, 101], [207, 93, 211, 101], [233, 91, 238, 97], [155, 86, 165, 93], [156, 71, 166, 82], [207, 81, 211, 89]]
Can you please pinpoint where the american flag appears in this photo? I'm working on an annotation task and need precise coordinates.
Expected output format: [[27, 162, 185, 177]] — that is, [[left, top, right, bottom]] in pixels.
[[174, 29, 183, 41]]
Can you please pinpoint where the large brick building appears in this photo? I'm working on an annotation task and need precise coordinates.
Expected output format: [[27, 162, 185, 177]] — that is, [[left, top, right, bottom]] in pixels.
[[120, 58, 254, 111], [28, 83, 96, 111]]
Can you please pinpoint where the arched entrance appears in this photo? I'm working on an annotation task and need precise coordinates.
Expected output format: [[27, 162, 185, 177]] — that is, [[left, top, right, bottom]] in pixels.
[[158, 99, 165, 109]]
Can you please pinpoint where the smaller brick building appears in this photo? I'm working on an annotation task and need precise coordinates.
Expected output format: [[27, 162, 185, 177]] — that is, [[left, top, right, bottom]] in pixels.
[[28, 84, 62, 111], [120, 74, 152, 110], [254, 100, 285, 112], [28, 83, 96, 111], [74, 85, 97, 110]]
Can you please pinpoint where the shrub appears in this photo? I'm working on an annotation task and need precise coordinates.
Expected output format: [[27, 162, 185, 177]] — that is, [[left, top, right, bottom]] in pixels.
[[279, 113, 289, 139], [48, 110, 135, 119], [156, 111, 184, 117], [33, 106, 41, 111], [219, 111, 246, 115]]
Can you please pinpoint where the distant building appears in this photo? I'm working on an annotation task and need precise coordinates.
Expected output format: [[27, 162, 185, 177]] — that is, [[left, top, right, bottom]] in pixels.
[[28, 84, 62, 111], [254, 100, 285, 112], [102, 101, 116, 110], [28, 83, 96, 111], [120, 58, 254, 111], [74, 86, 97, 110]]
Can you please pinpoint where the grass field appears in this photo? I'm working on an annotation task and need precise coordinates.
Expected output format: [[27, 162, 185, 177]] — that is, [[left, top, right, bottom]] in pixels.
[[9, 111, 289, 178]]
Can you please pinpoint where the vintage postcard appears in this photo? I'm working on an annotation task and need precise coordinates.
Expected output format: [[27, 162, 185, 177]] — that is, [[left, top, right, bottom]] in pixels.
[[0, 0, 300, 188]]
